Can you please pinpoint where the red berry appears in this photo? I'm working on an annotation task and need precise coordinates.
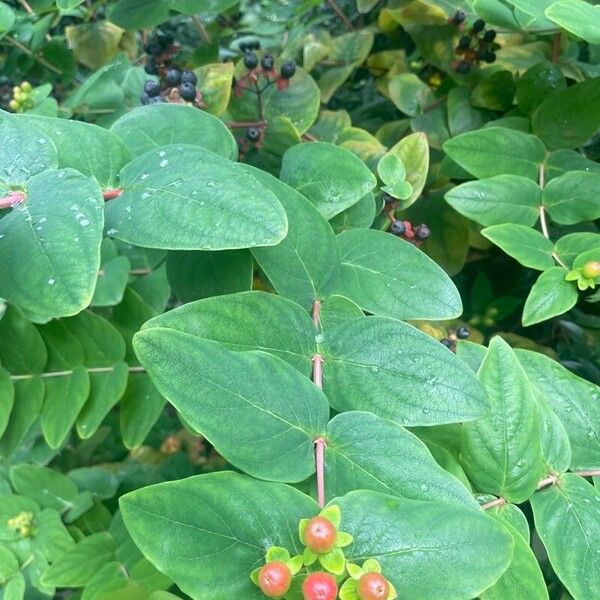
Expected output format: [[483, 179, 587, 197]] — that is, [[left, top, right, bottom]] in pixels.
[[258, 562, 292, 598], [357, 572, 390, 600], [304, 517, 337, 554], [302, 572, 338, 600]]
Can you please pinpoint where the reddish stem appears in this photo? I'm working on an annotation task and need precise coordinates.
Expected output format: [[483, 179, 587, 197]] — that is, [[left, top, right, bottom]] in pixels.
[[574, 469, 600, 478], [312, 299, 321, 327], [312, 354, 323, 388], [103, 189, 123, 201], [314, 437, 327, 508], [0, 191, 26, 209], [537, 474, 559, 490], [481, 497, 506, 511]]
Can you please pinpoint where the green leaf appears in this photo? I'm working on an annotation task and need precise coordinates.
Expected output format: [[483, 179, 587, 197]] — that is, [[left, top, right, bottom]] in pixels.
[[554, 233, 600, 268], [522, 267, 578, 326], [280, 142, 377, 220], [195, 62, 234, 117], [0, 368, 14, 438], [542, 171, 600, 224], [461, 337, 545, 503], [338, 490, 513, 600], [0, 110, 57, 185], [10, 464, 78, 511], [329, 192, 376, 233], [108, 0, 174, 29], [92, 240, 131, 307], [445, 175, 541, 227], [531, 474, 600, 600], [516, 62, 566, 115], [105, 145, 287, 250], [318, 295, 363, 331], [388, 74, 435, 117], [243, 165, 341, 310], [0, 305, 47, 374], [0, 169, 103, 320], [69, 467, 119, 500], [325, 412, 477, 507], [321, 316, 489, 425], [0, 546, 19, 581], [377, 153, 405, 186], [18, 114, 131, 189], [166, 249, 252, 303], [482, 224, 554, 270], [334, 229, 462, 320], [120, 472, 319, 600], [516, 349, 600, 471], [42, 532, 116, 587], [545, 1, 600, 44], [471, 71, 516, 112], [109, 104, 237, 160], [532, 77, 600, 149], [534, 389, 572, 475], [4, 573, 25, 599], [134, 330, 329, 482], [0, 3, 16, 34], [387, 132, 429, 208], [443, 128, 545, 180]]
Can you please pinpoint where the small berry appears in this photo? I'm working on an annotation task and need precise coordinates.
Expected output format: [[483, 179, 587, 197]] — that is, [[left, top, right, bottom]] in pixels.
[[8, 99, 19, 111], [582, 261, 600, 279], [456, 61, 471, 74], [250, 40, 261, 50], [472, 19, 485, 33], [452, 10, 466, 25], [476, 48, 488, 61], [247, 127, 261, 142], [456, 325, 470, 339], [414, 224, 431, 240], [145, 59, 159, 75], [304, 516, 337, 554], [144, 79, 160, 97], [181, 70, 197, 85], [483, 29, 497, 42], [140, 92, 151, 105], [458, 36, 471, 50], [357, 572, 390, 600], [280, 60, 296, 79], [244, 52, 259, 70], [179, 82, 196, 102], [147, 96, 165, 104], [20, 81, 32, 92], [258, 562, 292, 598], [390, 220, 405, 236], [166, 68, 181, 86], [144, 40, 162, 55], [261, 54, 275, 70], [441, 338, 453, 349], [158, 33, 173, 48], [239, 41, 250, 53], [485, 51, 497, 63], [302, 572, 338, 600]]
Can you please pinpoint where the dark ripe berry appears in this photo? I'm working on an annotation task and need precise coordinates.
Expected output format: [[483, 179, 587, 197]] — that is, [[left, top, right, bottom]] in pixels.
[[456, 60, 471, 74], [452, 10, 466, 24], [304, 516, 337, 554], [179, 82, 196, 101], [472, 19, 485, 33], [158, 33, 173, 48], [476, 48, 488, 61], [181, 70, 197, 85], [147, 96, 165, 104], [244, 52, 259, 69], [258, 562, 292, 598], [166, 68, 181, 86], [302, 572, 338, 600], [458, 35, 471, 50], [390, 220, 405, 236], [247, 127, 261, 142], [441, 338, 453, 349], [145, 59, 159, 75], [239, 41, 249, 53], [144, 40, 162, 55], [415, 224, 431, 240], [250, 40, 261, 50], [140, 92, 151, 105], [261, 54, 275, 70], [456, 325, 470, 339], [143, 79, 161, 97], [280, 60, 296, 79], [357, 572, 390, 600], [485, 50, 497, 63], [483, 29, 497, 42]]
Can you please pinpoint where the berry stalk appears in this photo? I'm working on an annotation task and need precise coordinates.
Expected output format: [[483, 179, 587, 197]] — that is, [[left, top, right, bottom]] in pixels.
[[312, 299, 326, 507]]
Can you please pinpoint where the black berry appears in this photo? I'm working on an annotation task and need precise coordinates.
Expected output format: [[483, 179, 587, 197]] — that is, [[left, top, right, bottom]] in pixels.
[[144, 40, 162, 55], [261, 54, 275, 70], [239, 41, 249, 53], [147, 96, 165, 104], [144, 79, 161, 97], [249, 40, 260, 50], [247, 127, 261, 142], [140, 92, 151, 105], [483, 29, 497, 42], [390, 220, 405, 236], [441, 338, 454, 349], [458, 36, 471, 50], [166, 68, 181, 86], [145, 59, 159, 75], [179, 82, 196, 102], [244, 52, 259, 70], [485, 50, 497, 63], [456, 326, 470, 340], [456, 61, 471, 74], [472, 19, 485, 33], [181, 70, 197, 85], [158, 33, 173, 48], [280, 60, 296, 79], [452, 10, 466, 24], [415, 224, 431, 240]]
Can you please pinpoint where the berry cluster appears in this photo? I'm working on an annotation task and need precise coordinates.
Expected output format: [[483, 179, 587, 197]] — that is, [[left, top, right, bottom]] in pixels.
[[440, 326, 470, 352], [451, 14, 498, 73], [7, 511, 34, 538], [251, 506, 396, 600], [7, 81, 33, 113], [390, 219, 431, 245], [144, 31, 177, 76], [140, 68, 201, 106]]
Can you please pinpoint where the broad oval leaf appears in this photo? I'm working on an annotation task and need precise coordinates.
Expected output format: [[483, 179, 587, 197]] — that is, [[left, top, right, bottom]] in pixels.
[[134, 329, 329, 482], [387, 132, 429, 208], [545, 1, 600, 45], [120, 472, 319, 600], [542, 171, 600, 224], [334, 229, 462, 320], [522, 267, 577, 326], [482, 224, 554, 270], [321, 316, 489, 425], [110, 104, 237, 160], [105, 145, 287, 250], [337, 490, 513, 600]]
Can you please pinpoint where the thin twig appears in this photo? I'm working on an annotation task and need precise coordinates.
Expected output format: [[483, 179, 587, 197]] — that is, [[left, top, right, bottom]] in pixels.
[[192, 16, 212, 45], [574, 469, 600, 478], [129, 268, 153, 276], [538, 165, 569, 269], [312, 299, 327, 507], [481, 497, 506, 510], [327, 0, 354, 31], [18, 0, 33, 14], [10, 365, 145, 381], [537, 474, 559, 490], [4, 36, 62, 75], [551, 32, 561, 64], [227, 120, 265, 129]]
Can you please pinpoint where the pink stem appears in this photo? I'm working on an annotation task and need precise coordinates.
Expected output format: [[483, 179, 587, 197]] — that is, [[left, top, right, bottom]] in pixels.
[[103, 189, 123, 201], [315, 437, 326, 508], [481, 497, 506, 511], [537, 474, 559, 490], [312, 354, 323, 388], [574, 469, 600, 478], [0, 191, 26, 209], [312, 299, 321, 327]]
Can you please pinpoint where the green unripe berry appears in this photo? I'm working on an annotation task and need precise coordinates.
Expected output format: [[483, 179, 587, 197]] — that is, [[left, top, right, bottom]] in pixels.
[[21, 81, 32, 92], [582, 261, 600, 279]]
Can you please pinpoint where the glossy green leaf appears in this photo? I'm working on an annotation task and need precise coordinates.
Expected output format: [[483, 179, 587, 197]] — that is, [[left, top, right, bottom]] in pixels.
[[0, 305, 47, 374], [443, 128, 545, 180], [387, 132, 429, 208], [482, 224, 554, 270], [531, 474, 600, 600], [325, 412, 477, 507], [0, 368, 14, 438], [534, 389, 572, 475], [338, 490, 513, 600], [92, 240, 131, 307], [109, 104, 237, 160], [334, 229, 462, 320], [105, 145, 287, 250], [542, 171, 600, 224], [445, 175, 541, 227], [10, 464, 78, 511], [471, 71, 516, 112], [280, 142, 377, 220], [329, 192, 377, 233], [0, 169, 103, 320], [120, 472, 318, 600], [554, 233, 600, 268], [461, 337, 545, 503], [134, 330, 329, 482], [522, 267, 577, 326], [545, 1, 600, 44], [516, 62, 565, 115], [318, 295, 363, 330], [321, 316, 489, 425], [388, 74, 435, 117]]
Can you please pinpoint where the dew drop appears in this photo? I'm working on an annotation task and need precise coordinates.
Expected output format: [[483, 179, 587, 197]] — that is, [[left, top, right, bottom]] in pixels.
[[141, 192, 151, 200], [80, 219, 90, 227], [141, 173, 150, 180], [370, 365, 380, 374], [106, 228, 118, 235], [516, 460, 523, 467], [315, 333, 325, 344], [587, 431, 596, 440], [158, 150, 166, 157], [39, 217, 47, 224], [38, 138, 47, 144], [207, 181, 216, 188], [420, 484, 428, 492], [47, 278, 55, 285], [159, 159, 169, 168]]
